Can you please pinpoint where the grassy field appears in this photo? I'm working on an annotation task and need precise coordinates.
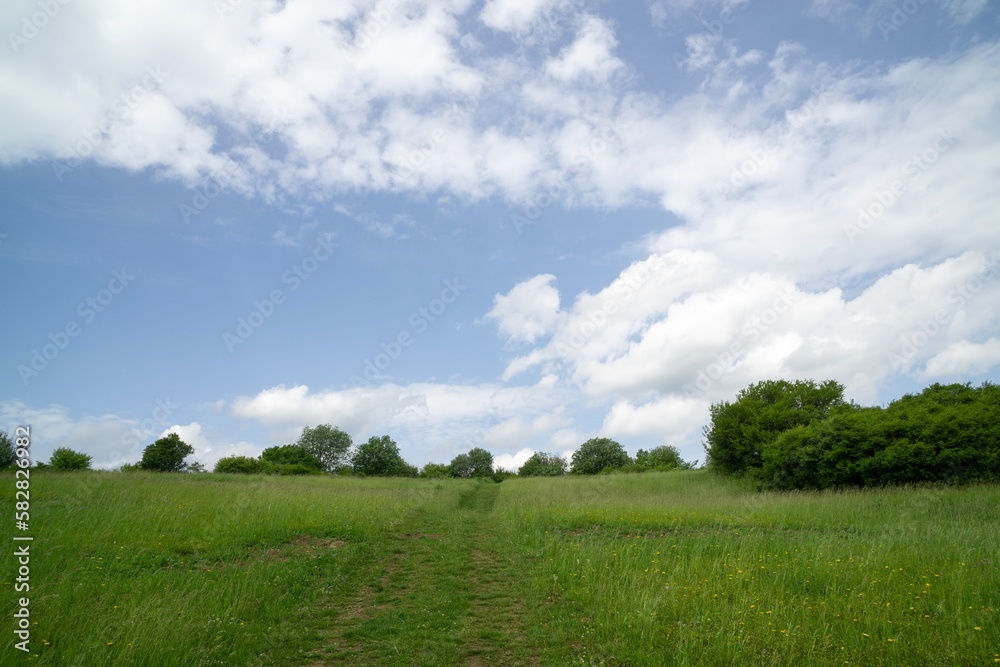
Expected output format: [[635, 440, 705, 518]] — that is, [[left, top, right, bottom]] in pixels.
[[3, 470, 998, 666]]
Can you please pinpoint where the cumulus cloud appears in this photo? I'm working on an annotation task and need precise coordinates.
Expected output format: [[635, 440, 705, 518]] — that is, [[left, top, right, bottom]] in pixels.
[[228, 380, 572, 463], [544, 15, 624, 82], [486, 274, 562, 344]]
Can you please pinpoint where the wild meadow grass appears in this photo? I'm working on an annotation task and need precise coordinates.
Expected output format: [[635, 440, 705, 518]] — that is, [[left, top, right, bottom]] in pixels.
[[497, 471, 1000, 665], [3, 471, 451, 665], [3, 469, 998, 665]]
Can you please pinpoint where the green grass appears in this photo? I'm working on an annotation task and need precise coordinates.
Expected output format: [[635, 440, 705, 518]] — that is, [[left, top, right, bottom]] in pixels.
[[4, 470, 998, 665]]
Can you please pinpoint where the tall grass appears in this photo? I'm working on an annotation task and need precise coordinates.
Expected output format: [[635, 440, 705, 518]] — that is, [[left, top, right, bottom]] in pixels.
[[4, 470, 998, 665], [496, 471, 1000, 665], [3, 472, 451, 665]]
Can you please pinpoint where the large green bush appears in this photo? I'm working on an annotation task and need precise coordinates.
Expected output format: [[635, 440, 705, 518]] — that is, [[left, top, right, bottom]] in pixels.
[[518, 452, 567, 477], [261, 444, 322, 470], [570, 438, 631, 475], [704, 379, 847, 475], [49, 447, 93, 471], [214, 456, 263, 474], [760, 382, 1000, 489]]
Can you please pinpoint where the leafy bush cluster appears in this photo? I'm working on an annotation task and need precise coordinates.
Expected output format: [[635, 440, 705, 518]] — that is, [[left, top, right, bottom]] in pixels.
[[706, 380, 1000, 489]]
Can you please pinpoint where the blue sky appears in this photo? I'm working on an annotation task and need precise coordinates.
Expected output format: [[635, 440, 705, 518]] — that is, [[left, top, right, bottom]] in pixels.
[[2, 0, 999, 471]]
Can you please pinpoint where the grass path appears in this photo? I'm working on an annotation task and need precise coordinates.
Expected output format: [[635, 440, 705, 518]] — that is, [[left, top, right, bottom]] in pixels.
[[308, 482, 546, 666]]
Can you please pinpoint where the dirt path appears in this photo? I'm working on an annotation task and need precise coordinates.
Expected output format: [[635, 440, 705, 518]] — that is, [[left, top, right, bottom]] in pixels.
[[308, 483, 540, 666]]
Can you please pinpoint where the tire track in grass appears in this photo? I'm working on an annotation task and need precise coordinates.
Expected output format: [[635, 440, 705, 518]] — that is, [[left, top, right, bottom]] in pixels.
[[307, 482, 541, 666]]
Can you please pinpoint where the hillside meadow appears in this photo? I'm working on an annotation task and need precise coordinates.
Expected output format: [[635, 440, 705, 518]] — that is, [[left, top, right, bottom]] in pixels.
[[3, 470, 998, 665]]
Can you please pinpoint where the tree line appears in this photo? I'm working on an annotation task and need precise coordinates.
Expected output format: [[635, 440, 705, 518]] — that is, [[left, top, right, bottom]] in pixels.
[[0, 423, 694, 479]]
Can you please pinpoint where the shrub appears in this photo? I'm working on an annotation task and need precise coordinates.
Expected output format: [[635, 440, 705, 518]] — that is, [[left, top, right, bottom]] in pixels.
[[261, 444, 322, 470], [634, 445, 690, 471], [214, 456, 263, 474], [49, 447, 92, 471], [420, 463, 450, 478], [140, 433, 194, 472], [518, 452, 567, 477], [491, 467, 516, 482], [570, 438, 631, 475]]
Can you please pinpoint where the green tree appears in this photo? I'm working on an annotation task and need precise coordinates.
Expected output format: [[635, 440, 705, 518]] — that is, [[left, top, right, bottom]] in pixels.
[[419, 463, 450, 478], [214, 456, 263, 474], [140, 433, 194, 472], [261, 444, 322, 470], [49, 447, 92, 471], [0, 430, 15, 469], [635, 445, 689, 471], [450, 448, 494, 478], [518, 452, 567, 477], [297, 424, 352, 472], [704, 379, 846, 475], [570, 438, 631, 475], [351, 435, 415, 477]]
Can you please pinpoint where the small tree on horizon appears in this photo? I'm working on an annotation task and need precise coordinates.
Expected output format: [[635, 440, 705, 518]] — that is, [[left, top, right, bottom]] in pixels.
[[518, 452, 568, 477], [297, 424, 352, 472], [570, 438, 631, 475], [49, 447, 92, 471], [140, 433, 194, 472], [351, 435, 416, 477]]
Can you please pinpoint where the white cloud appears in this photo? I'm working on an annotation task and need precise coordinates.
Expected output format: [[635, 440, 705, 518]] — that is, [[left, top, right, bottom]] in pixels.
[[544, 15, 623, 82], [493, 447, 536, 471], [486, 274, 562, 344], [228, 380, 571, 463], [921, 338, 1000, 379], [480, 0, 566, 32]]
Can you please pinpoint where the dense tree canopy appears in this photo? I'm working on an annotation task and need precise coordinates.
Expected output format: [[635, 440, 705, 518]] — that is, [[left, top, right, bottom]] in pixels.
[[352, 435, 417, 477], [570, 438, 631, 475], [140, 433, 193, 472], [449, 447, 494, 478], [760, 382, 1000, 489], [704, 379, 847, 475], [297, 424, 352, 472], [518, 452, 567, 477]]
